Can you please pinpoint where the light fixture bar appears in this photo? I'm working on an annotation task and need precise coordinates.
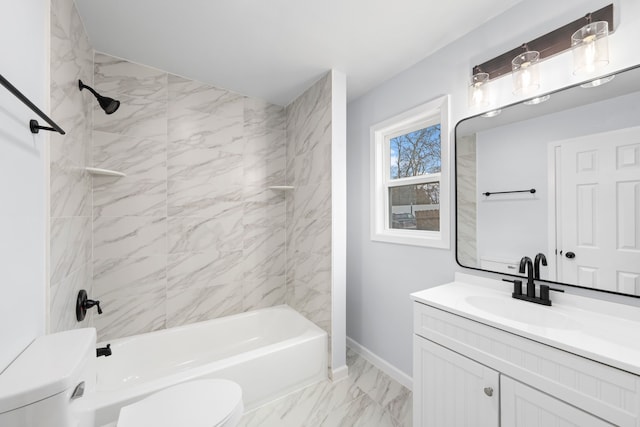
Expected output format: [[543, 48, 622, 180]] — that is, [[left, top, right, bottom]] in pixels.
[[472, 4, 613, 80]]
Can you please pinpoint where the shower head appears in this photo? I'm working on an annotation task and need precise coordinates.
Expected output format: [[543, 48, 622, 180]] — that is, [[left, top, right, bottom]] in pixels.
[[78, 80, 120, 114]]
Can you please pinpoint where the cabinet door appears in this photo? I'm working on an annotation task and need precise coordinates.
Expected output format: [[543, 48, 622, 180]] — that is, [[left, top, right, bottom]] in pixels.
[[413, 336, 499, 427], [501, 376, 614, 427]]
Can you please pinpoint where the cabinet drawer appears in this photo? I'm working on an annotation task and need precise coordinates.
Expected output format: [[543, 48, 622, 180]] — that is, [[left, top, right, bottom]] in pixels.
[[501, 376, 614, 427], [414, 302, 640, 427]]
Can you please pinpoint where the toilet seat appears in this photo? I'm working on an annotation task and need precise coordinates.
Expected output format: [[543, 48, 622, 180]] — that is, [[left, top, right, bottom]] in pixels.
[[117, 379, 243, 427]]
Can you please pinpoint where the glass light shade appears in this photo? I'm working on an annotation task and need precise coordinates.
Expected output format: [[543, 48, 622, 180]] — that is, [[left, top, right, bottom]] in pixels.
[[512, 51, 540, 96], [523, 94, 551, 105], [468, 72, 490, 107], [572, 21, 609, 75], [580, 74, 615, 88], [481, 109, 501, 118]]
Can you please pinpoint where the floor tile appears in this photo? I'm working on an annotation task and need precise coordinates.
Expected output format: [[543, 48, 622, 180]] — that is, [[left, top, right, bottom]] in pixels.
[[239, 349, 412, 426]]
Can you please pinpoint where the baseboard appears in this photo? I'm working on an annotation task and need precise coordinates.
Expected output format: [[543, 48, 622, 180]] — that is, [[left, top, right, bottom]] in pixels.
[[330, 364, 349, 382], [346, 337, 412, 390]]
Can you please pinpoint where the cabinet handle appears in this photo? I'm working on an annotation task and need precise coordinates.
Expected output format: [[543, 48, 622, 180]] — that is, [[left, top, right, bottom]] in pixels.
[[483, 387, 493, 397]]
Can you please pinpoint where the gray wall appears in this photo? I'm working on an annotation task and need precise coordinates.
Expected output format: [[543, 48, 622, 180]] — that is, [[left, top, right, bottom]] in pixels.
[[346, 0, 640, 377], [0, 1, 48, 371]]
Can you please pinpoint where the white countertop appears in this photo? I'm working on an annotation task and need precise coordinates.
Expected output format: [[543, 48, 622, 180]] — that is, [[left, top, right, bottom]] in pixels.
[[411, 273, 640, 376]]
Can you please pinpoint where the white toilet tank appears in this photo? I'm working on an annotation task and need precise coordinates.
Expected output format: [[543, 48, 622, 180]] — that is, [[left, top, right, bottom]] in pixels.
[[0, 328, 97, 427]]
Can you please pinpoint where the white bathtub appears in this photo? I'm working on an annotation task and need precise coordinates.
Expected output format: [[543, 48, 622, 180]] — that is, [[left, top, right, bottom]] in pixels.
[[84, 305, 327, 426]]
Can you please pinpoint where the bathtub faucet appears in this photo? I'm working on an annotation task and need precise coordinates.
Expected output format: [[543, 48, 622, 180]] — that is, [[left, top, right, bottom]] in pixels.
[[96, 344, 112, 357]]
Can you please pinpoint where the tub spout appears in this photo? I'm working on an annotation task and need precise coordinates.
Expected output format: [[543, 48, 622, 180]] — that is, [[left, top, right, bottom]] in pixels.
[[97, 344, 112, 357]]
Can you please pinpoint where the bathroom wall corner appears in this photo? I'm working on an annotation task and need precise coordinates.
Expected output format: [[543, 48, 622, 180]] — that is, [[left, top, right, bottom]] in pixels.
[[285, 70, 334, 369], [330, 69, 348, 376]]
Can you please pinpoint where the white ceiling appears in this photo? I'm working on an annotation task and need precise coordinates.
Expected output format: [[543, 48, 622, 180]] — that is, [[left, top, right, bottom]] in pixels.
[[74, 0, 523, 106]]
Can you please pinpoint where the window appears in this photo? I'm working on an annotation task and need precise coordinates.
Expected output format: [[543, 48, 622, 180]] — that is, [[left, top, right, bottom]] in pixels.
[[370, 96, 450, 248]]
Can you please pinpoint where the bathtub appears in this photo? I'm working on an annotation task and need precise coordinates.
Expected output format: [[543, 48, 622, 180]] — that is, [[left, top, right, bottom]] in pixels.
[[83, 305, 327, 426]]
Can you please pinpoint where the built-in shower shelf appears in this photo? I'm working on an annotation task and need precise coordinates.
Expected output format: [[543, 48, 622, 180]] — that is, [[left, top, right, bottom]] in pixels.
[[85, 167, 126, 177], [268, 186, 294, 190]]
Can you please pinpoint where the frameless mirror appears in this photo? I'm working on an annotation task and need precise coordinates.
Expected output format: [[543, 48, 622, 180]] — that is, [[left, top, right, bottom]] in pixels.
[[455, 64, 640, 297]]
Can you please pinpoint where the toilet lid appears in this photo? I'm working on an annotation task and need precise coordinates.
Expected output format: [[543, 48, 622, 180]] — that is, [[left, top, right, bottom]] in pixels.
[[117, 379, 243, 427]]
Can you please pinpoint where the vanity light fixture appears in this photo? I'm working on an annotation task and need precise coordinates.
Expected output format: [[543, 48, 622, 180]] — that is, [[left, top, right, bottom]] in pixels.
[[580, 74, 615, 88], [572, 15, 609, 75], [512, 45, 540, 96], [469, 69, 490, 108], [469, 4, 613, 86], [523, 94, 551, 105]]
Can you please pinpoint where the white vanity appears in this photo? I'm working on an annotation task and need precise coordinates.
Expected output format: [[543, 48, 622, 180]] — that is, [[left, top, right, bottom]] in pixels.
[[411, 273, 640, 427]]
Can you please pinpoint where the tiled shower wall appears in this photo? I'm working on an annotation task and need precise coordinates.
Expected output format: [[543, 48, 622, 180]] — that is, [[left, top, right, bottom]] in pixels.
[[457, 135, 477, 267], [285, 73, 333, 348], [91, 53, 287, 341], [49, 0, 94, 333], [48, 31, 335, 344]]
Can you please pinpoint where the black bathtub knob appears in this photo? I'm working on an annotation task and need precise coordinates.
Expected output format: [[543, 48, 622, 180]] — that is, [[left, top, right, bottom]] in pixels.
[[76, 290, 103, 321]]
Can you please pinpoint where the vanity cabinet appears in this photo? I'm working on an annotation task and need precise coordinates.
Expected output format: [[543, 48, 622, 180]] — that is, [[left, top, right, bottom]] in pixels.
[[413, 300, 639, 427]]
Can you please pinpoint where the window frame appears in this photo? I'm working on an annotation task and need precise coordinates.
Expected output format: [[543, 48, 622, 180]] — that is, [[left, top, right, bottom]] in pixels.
[[370, 95, 450, 248]]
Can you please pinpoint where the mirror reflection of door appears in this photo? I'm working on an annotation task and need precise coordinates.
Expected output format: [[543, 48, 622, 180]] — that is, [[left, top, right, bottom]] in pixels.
[[552, 126, 640, 294]]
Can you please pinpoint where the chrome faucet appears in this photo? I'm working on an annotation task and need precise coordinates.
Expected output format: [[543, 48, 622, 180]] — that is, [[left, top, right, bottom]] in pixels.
[[519, 256, 535, 298], [534, 253, 547, 280]]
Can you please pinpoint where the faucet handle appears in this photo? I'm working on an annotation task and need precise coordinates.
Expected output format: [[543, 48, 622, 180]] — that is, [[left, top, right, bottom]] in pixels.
[[539, 285, 563, 304], [84, 298, 103, 315], [539, 285, 550, 302], [502, 278, 523, 296], [76, 290, 104, 321]]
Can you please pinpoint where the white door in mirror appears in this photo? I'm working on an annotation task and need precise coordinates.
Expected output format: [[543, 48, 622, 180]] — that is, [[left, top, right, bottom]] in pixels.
[[557, 125, 640, 294]]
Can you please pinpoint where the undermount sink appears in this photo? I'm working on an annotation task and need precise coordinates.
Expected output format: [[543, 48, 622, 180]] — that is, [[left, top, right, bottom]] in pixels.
[[464, 295, 580, 330]]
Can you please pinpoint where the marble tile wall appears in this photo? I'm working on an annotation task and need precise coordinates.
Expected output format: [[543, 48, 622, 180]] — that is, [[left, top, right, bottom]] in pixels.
[[457, 135, 478, 267], [49, 34, 334, 343], [49, 0, 94, 333], [285, 73, 333, 361], [91, 53, 287, 341]]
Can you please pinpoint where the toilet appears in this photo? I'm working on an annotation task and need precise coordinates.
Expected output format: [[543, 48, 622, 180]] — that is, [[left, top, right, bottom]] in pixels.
[[117, 380, 243, 427], [0, 329, 243, 427]]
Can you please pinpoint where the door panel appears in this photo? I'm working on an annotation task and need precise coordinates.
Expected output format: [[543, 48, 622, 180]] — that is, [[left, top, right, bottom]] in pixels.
[[413, 336, 499, 427], [558, 126, 640, 294]]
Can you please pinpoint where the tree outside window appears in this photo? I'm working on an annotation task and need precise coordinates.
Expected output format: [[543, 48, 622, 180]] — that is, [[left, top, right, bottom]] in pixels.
[[389, 124, 441, 231]]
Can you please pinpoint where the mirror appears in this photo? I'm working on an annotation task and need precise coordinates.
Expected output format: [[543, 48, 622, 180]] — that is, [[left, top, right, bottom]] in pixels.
[[455, 64, 640, 297]]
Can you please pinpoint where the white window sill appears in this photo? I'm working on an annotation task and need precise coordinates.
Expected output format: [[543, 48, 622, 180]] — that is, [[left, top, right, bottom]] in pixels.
[[371, 229, 449, 249]]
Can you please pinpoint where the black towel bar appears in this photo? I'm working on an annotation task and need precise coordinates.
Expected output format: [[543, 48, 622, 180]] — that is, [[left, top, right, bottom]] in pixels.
[[483, 188, 536, 197], [0, 73, 65, 135]]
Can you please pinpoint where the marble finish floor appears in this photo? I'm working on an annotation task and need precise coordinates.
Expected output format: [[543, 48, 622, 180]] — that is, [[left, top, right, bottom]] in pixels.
[[238, 348, 412, 426]]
